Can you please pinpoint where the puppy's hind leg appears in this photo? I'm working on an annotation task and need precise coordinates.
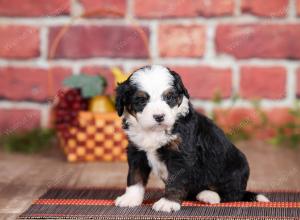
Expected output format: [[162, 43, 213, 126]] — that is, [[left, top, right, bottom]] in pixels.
[[218, 189, 270, 202], [219, 189, 245, 202], [243, 191, 270, 202], [196, 190, 221, 204]]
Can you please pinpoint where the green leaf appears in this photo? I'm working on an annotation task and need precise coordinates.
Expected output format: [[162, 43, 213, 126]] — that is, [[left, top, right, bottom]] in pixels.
[[63, 74, 107, 98]]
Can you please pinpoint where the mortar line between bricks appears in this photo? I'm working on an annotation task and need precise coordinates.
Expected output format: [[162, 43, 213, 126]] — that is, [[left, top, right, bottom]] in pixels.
[[0, 58, 299, 68], [123, 62, 132, 73], [192, 98, 297, 114], [192, 100, 215, 113], [204, 22, 216, 59], [72, 63, 82, 75], [40, 104, 50, 127], [122, 17, 300, 24], [71, 0, 84, 18], [0, 98, 292, 109], [150, 21, 159, 62], [234, 0, 242, 16], [232, 63, 240, 98], [192, 99, 253, 115], [126, 0, 134, 21], [286, 65, 297, 105], [1, 16, 300, 26], [67, 59, 300, 67], [288, 0, 297, 19], [0, 101, 50, 109], [39, 27, 48, 61]]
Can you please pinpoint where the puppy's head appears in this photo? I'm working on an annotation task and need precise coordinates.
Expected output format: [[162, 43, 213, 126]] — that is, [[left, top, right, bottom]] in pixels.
[[116, 65, 190, 131]]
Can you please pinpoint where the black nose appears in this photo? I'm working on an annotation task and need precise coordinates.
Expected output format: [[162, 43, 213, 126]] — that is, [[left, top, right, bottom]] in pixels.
[[153, 114, 165, 123]]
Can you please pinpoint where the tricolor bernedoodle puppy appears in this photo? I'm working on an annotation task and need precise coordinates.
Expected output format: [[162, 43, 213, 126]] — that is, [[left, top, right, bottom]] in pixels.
[[114, 65, 269, 212]]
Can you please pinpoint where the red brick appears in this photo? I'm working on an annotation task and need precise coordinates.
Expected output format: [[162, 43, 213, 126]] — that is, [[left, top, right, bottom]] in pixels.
[[214, 108, 260, 135], [0, 0, 70, 17], [0, 67, 72, 102], [264, 107, 298, 139], [297, 0, 300, 16], [213, 107, 294, 139], [0, 25, 39, 59], [240, 66, 286, 99], [0, 109, 41, 134], [81, 66, 117, 95], [242, 0, 289, 17], [172, 66, 232, 99], [49, 26, 149, 59], [297, 68, 300, 98], [266, 108, 294, 126], [216, 24, 300, 59], [134, 0, 234, 18], [263, 108, 294, 138], [159, 25, 205, 57], [80, 0, 126, 17]]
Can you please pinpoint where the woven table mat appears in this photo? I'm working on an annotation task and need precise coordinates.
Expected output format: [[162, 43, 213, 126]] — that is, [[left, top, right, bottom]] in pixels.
[[19, 188, 300, 219]]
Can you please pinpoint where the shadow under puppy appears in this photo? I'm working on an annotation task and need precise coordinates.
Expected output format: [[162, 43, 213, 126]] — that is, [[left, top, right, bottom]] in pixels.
[[115, 65, 269, 212]]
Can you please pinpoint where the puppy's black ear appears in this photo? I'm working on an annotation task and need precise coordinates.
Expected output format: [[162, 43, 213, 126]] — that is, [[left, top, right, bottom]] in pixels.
[[115, 81, 128, 116], [169, 69, 190, 99]]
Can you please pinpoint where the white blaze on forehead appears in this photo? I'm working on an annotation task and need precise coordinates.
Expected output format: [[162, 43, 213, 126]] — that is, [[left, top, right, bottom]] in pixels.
[[131, 65, 173, 98]]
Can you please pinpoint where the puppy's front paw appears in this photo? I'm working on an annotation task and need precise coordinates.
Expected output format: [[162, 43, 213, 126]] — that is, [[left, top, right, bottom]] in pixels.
[[196, 190, 221, 204], [152, 198, 181, 212], [115, 184, 144, 207], [115, 193, 143, 207]]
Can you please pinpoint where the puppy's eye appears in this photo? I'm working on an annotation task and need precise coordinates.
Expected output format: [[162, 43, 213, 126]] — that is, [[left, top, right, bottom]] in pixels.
[[134, 96, 147, 104], [165, 92, 177, 101], [163, 91, 179, 107]]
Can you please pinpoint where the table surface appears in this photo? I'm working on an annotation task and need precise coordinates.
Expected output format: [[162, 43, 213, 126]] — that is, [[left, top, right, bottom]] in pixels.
[[1, 140, 299, 219]]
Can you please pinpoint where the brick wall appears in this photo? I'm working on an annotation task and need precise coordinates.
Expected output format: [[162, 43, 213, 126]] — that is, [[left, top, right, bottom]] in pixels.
[[0, 0, 300, 133]]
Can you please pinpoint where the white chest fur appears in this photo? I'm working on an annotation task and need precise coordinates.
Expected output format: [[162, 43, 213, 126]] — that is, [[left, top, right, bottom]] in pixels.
[[127, 128, 170, 182], [126, 128, 175, 151], [123, 115, 174, 182], [146, 151, 168, 182]]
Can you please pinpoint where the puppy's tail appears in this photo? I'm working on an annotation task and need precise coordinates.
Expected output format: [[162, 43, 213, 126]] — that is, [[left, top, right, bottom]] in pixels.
[[242, 191, 270, 202]]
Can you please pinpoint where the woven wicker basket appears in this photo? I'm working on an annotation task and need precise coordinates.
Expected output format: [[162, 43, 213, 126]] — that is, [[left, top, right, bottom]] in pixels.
[[58, 112, 128, 162], [49, 8, 149, 162]]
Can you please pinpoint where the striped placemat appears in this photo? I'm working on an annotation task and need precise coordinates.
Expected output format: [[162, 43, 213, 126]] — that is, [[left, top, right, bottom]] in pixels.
[[19, 188, 300, 219]]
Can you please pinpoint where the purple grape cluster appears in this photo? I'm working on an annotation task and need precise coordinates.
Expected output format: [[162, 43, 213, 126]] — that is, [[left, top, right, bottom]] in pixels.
[[54, 89, 88, 138]]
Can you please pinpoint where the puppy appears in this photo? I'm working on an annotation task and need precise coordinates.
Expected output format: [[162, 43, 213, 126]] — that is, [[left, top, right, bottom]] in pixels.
[[115, 65, 269, 212]]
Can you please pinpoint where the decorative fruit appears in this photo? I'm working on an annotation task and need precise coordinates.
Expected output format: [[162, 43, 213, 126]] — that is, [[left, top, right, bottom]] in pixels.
[[63, 74, 107, 98], [89, 95, 115, 113], [53, 88, 88, 136], [111, 67, 130, 84]]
